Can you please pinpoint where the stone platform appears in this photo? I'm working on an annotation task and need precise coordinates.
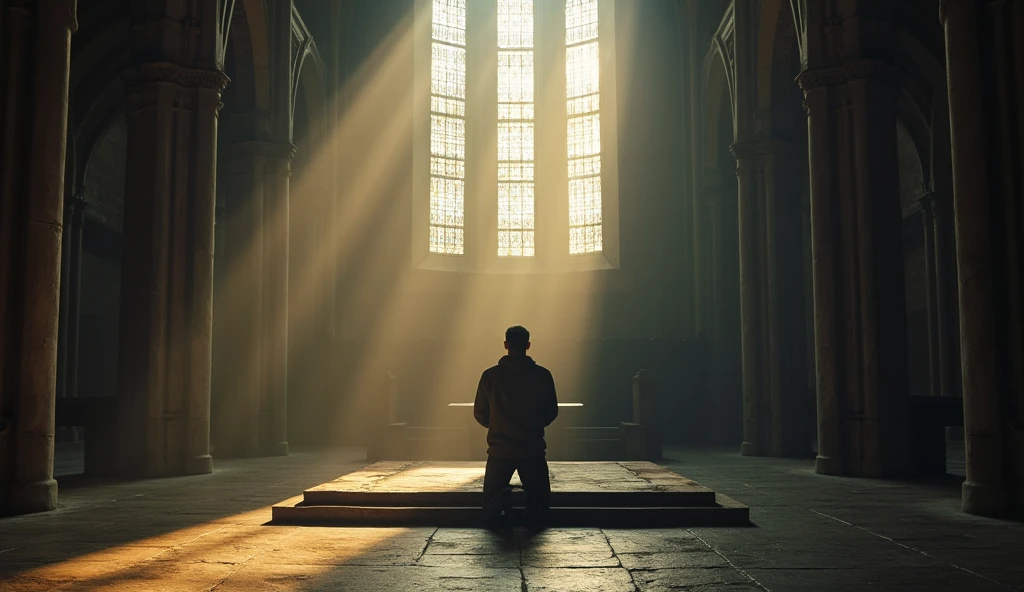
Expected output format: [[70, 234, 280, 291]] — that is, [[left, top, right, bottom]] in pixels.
[[272, 461, 749, 527]]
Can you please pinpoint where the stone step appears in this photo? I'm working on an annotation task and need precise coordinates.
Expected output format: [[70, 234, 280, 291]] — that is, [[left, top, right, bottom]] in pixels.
[[272, 496, 750, 528], [302, 488, 716, 508], [276, 461, 749, 528]]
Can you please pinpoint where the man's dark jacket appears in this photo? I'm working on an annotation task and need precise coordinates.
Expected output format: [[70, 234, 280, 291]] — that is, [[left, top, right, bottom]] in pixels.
[[474, 355, 558, 459]]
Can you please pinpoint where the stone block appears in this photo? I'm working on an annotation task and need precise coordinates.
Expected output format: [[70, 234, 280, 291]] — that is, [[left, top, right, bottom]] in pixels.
[[619, 422, 647, 460]]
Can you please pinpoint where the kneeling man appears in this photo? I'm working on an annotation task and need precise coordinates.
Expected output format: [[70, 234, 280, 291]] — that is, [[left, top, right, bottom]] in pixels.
[[474, 325, 559, 528]]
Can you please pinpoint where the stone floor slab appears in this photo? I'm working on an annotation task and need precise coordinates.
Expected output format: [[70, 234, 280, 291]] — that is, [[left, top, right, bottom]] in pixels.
[[1, 446, 1022, 591], [631, 566, 753, 591], [522, 567, 637, 592]]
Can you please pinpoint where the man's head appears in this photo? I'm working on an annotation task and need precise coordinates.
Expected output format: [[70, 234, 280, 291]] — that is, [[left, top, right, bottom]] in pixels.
[[504, 325, 531, 356]]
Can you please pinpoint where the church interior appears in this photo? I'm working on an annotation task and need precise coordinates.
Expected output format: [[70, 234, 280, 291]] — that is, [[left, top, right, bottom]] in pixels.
[[2, 0, 1024, 590]]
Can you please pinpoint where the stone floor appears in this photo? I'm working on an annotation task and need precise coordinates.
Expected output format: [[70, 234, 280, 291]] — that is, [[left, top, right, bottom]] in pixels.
[[1, 446, 1021, 591]]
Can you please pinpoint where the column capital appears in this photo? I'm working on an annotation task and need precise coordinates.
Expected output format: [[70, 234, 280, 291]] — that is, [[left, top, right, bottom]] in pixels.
[[796, 60, 904, 93], [123, 62, 230, 92]]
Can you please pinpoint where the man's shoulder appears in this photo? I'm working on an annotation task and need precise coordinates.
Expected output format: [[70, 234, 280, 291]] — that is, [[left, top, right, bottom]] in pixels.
[[533, 364, 554, 379], [480, 364, 502, 379]]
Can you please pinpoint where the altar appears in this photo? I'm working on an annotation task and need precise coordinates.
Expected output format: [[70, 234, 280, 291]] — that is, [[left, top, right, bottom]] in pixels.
[[368, 371, 662, 461]]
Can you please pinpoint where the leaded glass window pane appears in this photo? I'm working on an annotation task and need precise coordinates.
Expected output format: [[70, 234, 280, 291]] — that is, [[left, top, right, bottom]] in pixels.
[[566, 0, 602, 254], [429, 0, 467, 255], [497, 0, 536, 258]]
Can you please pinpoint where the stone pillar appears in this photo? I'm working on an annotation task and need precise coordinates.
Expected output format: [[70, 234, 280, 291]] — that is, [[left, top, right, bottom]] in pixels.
[[941, 0, 1009, 516], [265, 0, 294, 457], [919, 193, 941, 397], [801, 76, 841, 475], [60, 198, 87, 442], [734, 152, 765, 457], [764, 148, 811, 458], [217, 141, 266, 458], [64, 198, 86, 406], [217, 140, 294, 457], [698, 176, 742, 445], [797, 60, 910, 478], [57, 200, 73, 407], [115, 62, 227, 478], [262, 148, 292, 457], [731, 141, 810, 458], [4, 0, 78, 514], [931, 192, 959, 401], [57, 197, 86, 441]]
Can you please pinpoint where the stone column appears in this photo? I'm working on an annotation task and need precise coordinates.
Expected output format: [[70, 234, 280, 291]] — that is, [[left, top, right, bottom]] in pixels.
[[265, 0, 294, 457], [57, 200, 73, 406], [116, 63, 227, 478], [730, 141, 810, 458], [65, 199, 87, 404], [703, 180, 742, 445], [801, 78, 842, 475], [919, 193, 941, 397], [217, 141, 265, 457], [797, 60, 910, 478], [217, 139, 294, 457], [764, 147, 811, 458], [8, 0, 78, 513], [734, 151, 765, 457], [60, 198, 87, 442], [262, 147, 292, 457], [941, 0, 1009, 516], [931, 192, 959, 400]]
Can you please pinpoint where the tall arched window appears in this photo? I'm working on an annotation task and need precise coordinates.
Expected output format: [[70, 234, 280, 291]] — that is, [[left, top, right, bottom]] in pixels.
[[414, 0, 619, 272], [566, 0, 602, 255], [428, 0, 467, 256]]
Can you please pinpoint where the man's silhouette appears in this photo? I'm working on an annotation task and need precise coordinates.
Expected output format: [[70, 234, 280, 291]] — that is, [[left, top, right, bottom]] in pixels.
[[474, 325, 558, 528]]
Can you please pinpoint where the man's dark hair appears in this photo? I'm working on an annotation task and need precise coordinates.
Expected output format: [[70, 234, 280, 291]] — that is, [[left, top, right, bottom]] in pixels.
[[505, 325, 530, 351]]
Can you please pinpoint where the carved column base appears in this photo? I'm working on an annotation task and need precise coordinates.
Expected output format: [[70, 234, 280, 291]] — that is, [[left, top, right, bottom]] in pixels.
[[815, 454, 843, 476], [741, 441, 764, 457], [185, 454, 213, 475], [7, 479, 58, 515], [961, 480, 1010, 517]]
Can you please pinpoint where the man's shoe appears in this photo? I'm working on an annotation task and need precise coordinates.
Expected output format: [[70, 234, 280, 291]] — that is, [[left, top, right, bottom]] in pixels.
[[485, 487, 514, 530], [496, 487, 513, 528]]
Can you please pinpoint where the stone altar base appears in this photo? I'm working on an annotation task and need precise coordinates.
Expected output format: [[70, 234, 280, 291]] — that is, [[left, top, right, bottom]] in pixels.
[[272, 461, 749, 527]]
